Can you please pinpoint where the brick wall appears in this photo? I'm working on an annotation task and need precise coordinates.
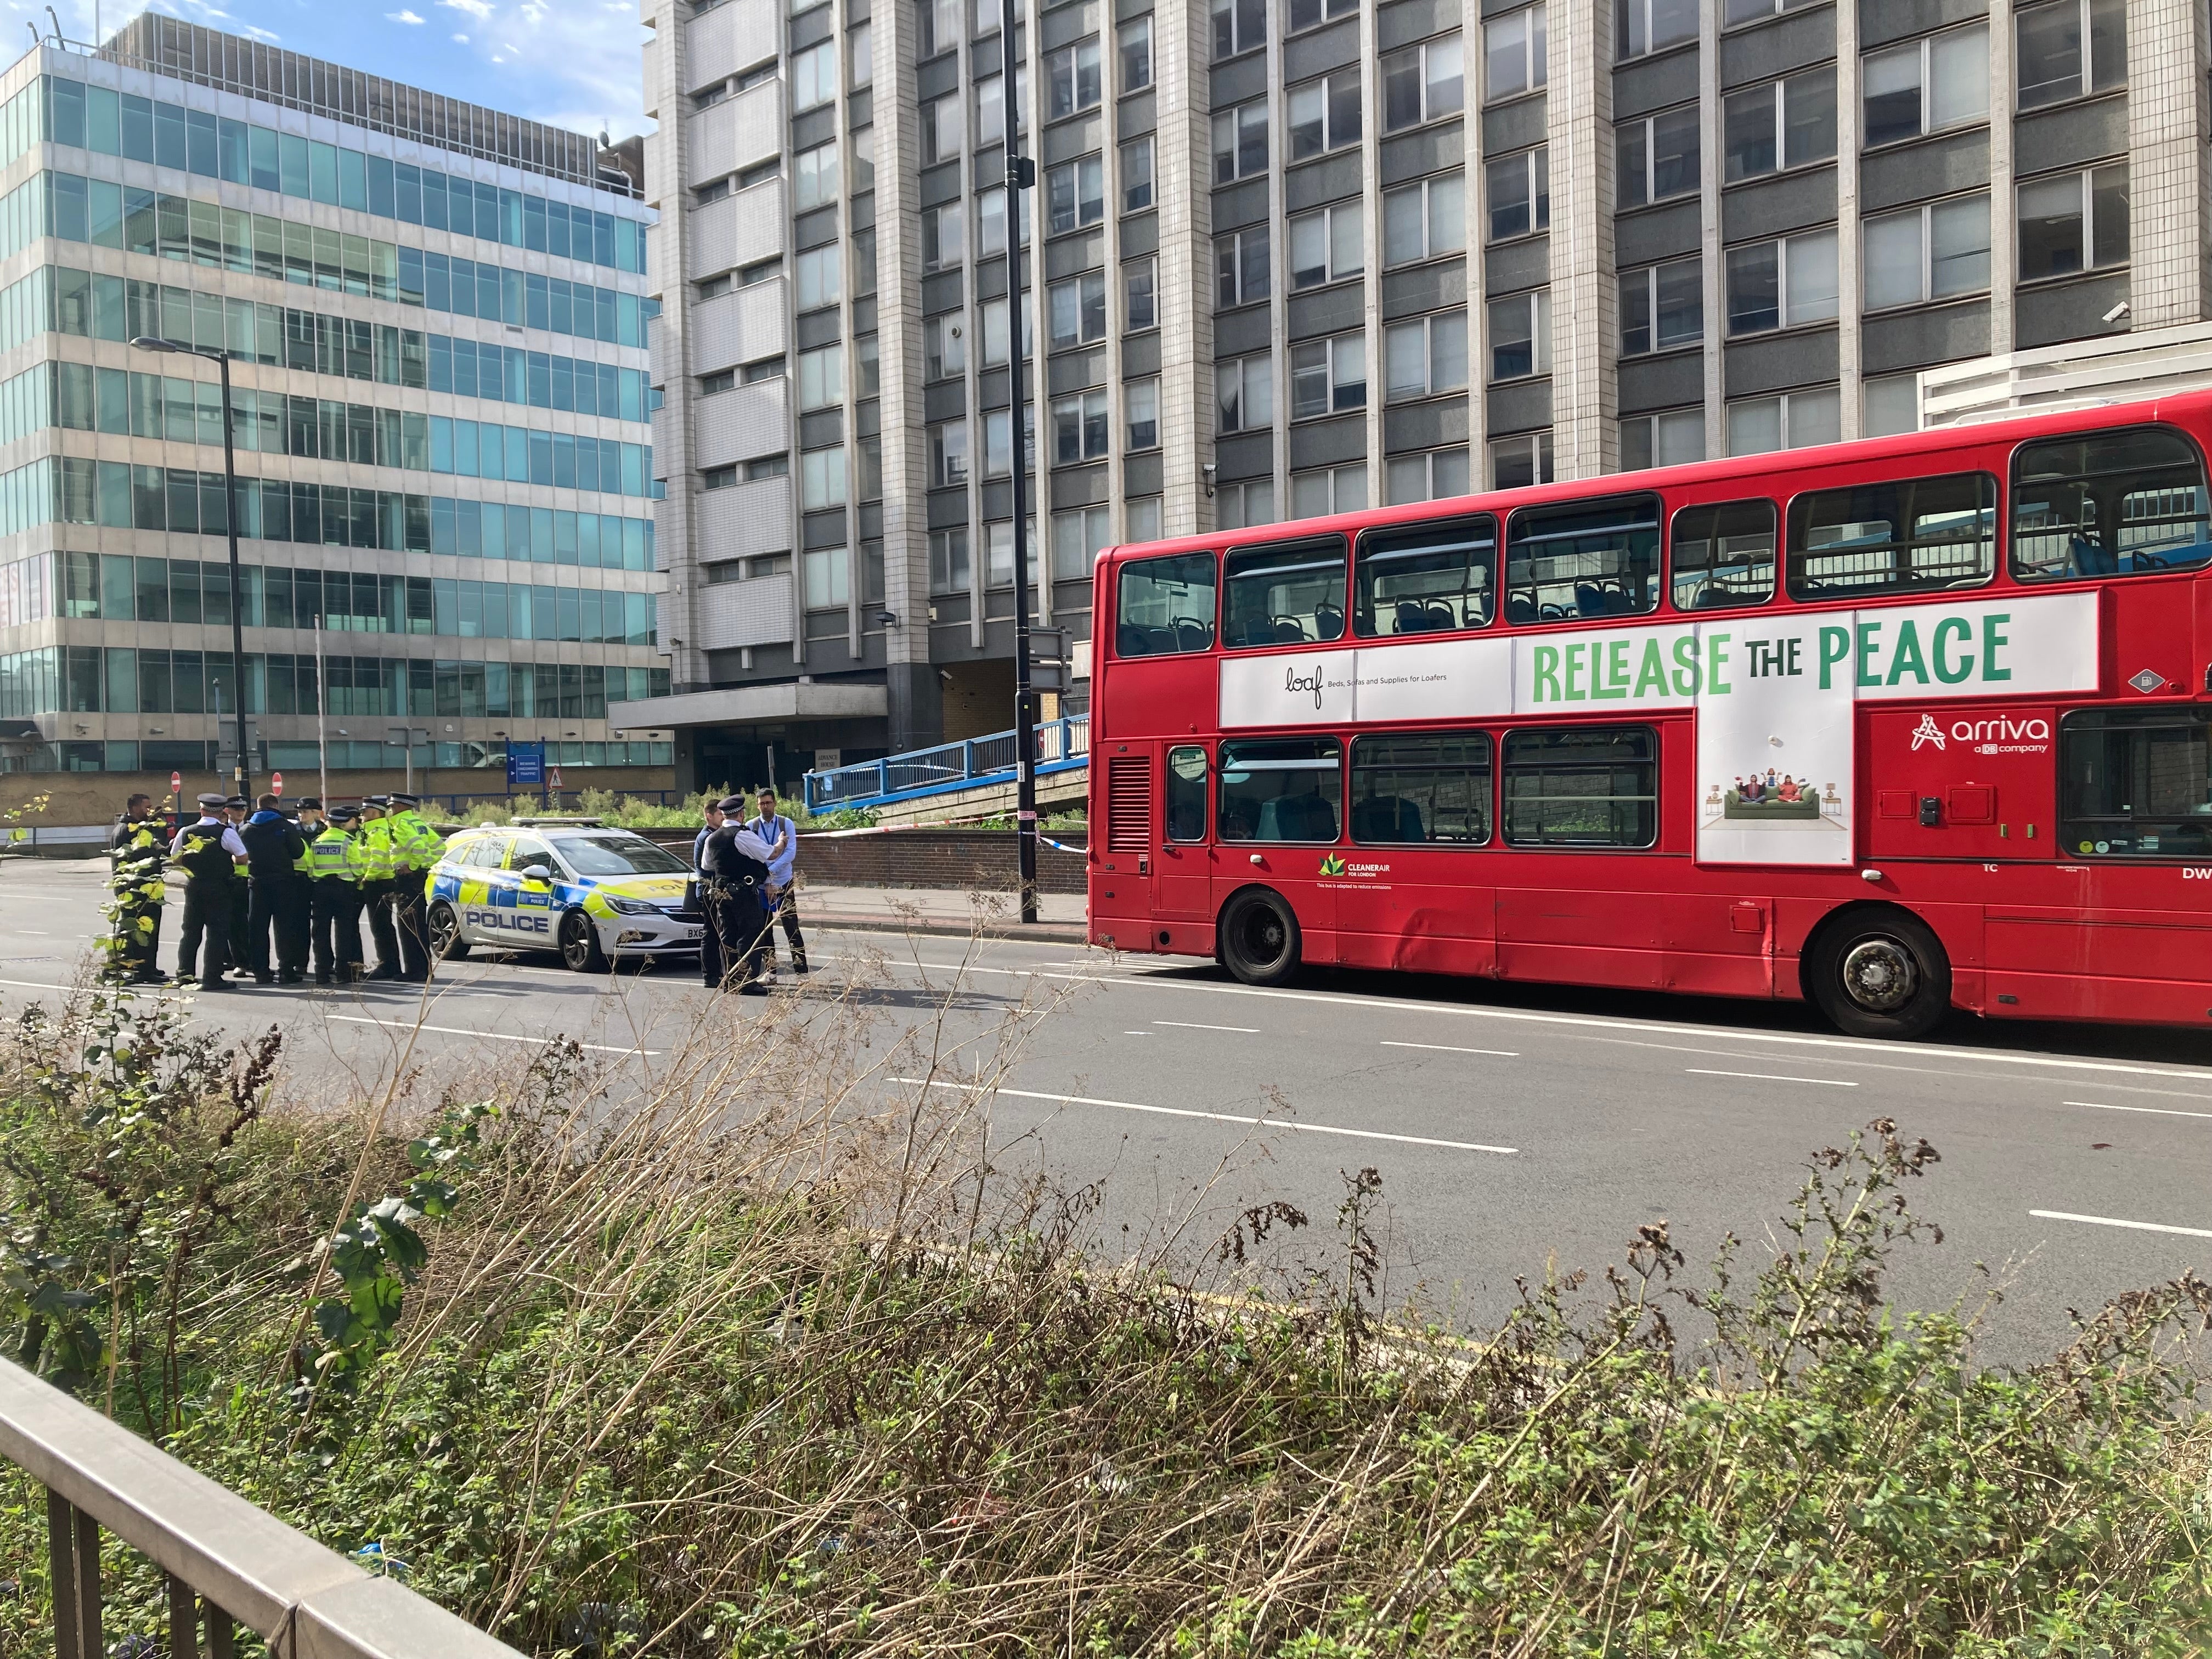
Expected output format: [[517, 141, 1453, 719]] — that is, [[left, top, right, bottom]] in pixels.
[[642, 826, 1088, 893]]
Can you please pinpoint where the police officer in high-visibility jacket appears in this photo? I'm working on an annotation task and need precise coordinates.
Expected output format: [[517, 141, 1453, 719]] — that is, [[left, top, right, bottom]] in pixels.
[[170, 793, 246, 991], [384, 792, 444, 981], [356, 797, 403, 981], [282, 799, 322, 979], [106, 791, 168, 985], [309, 805, 370, 985]]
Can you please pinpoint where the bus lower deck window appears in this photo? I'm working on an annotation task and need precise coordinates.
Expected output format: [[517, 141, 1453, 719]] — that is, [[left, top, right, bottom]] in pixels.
[[1351, 731, 1492, 843], [2059, 708, 2212, 857], [1502, 725, 1657, 848], [1218, 737, 1342, 842]]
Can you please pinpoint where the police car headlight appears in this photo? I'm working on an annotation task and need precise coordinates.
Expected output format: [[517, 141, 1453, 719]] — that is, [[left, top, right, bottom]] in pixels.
[[604, 895, 661, 915]]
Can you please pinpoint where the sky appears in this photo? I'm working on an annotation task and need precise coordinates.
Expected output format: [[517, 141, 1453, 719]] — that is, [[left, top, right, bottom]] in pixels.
[[9, 0, 654, 142]]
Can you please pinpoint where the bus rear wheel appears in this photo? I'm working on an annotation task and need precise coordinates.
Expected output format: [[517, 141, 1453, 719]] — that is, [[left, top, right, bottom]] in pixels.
[[1809, 909, 1950, 1040], [1220, 889, 1302, 987]]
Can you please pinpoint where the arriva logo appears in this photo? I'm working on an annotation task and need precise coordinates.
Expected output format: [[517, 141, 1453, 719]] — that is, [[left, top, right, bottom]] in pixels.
[[1285, 661, 1326, 709], [1950, 715, 2051, 743], [1910, 715, 1946, 751], [1318, 854, 1346, 876]]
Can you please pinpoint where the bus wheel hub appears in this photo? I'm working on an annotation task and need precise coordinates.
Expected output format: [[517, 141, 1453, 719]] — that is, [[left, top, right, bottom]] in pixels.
[[1841, 938, 1915, 1012]]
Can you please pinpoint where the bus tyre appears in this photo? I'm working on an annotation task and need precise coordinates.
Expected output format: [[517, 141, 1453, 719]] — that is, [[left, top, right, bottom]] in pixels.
[[428, 901, 469, 962], [1809, 910, 1950, 1040], [560, 909, 609, 974], [1220, 888, 1302, 987]]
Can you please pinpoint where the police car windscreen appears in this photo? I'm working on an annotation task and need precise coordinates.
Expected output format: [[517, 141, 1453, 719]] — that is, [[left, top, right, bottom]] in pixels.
[[557, 835, 692, 876]]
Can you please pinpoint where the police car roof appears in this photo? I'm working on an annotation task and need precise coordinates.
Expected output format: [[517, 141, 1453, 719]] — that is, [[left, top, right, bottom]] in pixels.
[[510, 816, 607, 828]]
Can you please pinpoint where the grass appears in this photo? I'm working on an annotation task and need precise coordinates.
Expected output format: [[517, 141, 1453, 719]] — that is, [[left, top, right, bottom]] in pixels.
[[0, 947, 2206, 1657]]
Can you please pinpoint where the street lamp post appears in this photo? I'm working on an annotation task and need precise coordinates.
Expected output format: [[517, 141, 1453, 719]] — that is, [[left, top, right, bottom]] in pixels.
[[132, 335, 251, 801], [1000, 0, 1039, 924]]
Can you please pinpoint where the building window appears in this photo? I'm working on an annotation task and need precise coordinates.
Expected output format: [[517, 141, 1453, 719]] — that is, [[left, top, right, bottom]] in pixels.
[[982, 407, 1030, 478], [1213, 99, 1269, 182], [1212, 0, 1264, 58], [743, 355, 785, 383], [1490, 431, 1554, 490], [924, 314, 966, 381], [1052, 389, 1111, 462], [1048, 270, 1109, 347], [803, 546, 849, 609], [1617, 108, 1698, 208], [1617, 0, 1695, 61], [922, 92, 964, 164], [792, 41, 836, 111], [1487, 290, 1551, 381], [848, 21, 872, 87], [793, 142, 839, 212], [1863, 373, 1919, 437], [978, 187, 1009, 256], [1486, 146, 1550, 241], [1124, 257, 1158, 330], [2018, 163, 2129, 280], [1620, 408, 1704, 471], [1218, 353, 1273, 433], [2017, 0, 2126, 109], [1483, 9, 1544, 104], [701, 464, 738, 490], [986, 519, 1035, 588], [1384, 172, 1465, 264], [738, 157, 782, 190], [746, 454, 789, 479], [929, 527, 970, 594], [1121, 137, 1155, 211], [794, 245, 841, 311], [1863, 193, 1990, 309], [1126, 496, 1164, 541], [1215, 225, 1271, 308], [1047, 155, 1105, 234], [692, 81, 730, 112], [1725, 385, 1839, 455], [918, 0, 960, 57], [1217, 478, 1277, 531], [1724, 228, 1837, 335], [1863, 25, 1989, 149], [799, 447, 847, 509], [976, 72, 1024, 147], [1721, 69, 1834, 184], [1384, 311, 1470, 400], [797, 343, 843, 411], [1385, 448, 1471, 505], [1291, 464, 1367, 520], [1723, 0, 1823, 21], [923, 202, 966, 270], [1119, 17, 1153, 91], [970, 0, 999, 36], [1052, 504, 1112, 579], [1386, 35, 1466, 131], [981, 296, 1031, 364], [1290, 333, 1367, 418], [1620, 256, 1703, 355], [694, 176, 731, 206], [928, 420, 969, 488], [1125, 378, 1160, 449], [1047, 39, 1103, 119], [698, 368, 736, 396], [738, 258, 780, 288], [1288, 68, 1363, 160], [1288, 201, 1363, 289]]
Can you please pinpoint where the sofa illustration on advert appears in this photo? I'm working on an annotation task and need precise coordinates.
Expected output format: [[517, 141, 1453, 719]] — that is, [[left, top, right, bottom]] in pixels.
[[1709, 770, 1840, 823]]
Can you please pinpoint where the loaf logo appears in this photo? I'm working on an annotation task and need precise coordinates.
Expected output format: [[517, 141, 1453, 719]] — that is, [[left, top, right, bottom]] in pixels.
[[1285, 661, 1327, 709], [1318, 853, 1346, 876], [1910, 715, 1946, 751]]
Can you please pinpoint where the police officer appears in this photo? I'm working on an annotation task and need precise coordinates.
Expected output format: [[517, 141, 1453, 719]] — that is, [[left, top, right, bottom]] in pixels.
[[170, 793, 245, 991], [282, 799, 323, 979], [221, 797, 252, 978], [357, 797, 403, 981], [309, 805, 369, 985], [238, 794, 307, 986], [698, 794, 776, 995], [383, 793, 444, 981], [747, 787, 808, 976], [107, 792, 168, 985]]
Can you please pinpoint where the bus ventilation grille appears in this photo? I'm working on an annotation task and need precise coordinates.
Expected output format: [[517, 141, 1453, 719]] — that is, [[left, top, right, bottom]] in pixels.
[[1106, 755, 1152, 855]]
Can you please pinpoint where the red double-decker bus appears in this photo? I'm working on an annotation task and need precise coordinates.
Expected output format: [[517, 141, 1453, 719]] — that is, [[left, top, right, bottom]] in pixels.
[[1086, 389, 2212, 1040]]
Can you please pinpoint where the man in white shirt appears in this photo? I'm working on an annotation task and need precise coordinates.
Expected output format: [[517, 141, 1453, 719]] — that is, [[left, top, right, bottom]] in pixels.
[[169, 792, 248, 991], [747, 788, 808, 975]]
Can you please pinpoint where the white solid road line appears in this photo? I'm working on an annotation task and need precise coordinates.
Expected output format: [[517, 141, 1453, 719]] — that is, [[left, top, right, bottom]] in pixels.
[[326, 1014, 656, 1055], [1382, 1039, 1520, 1058], [2029, 1209, 2212, 1240], [2064, 1099, 2212, 1121], [1154, 1019, 1261, 1034], [890, 1075, 1517, 1155], [1685, 1068, 1858, 1087]]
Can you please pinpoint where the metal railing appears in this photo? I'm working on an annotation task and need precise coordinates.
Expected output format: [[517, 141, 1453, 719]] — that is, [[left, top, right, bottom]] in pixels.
[[0, 1357, 524, 1659], [805, 715, 1090, 812]]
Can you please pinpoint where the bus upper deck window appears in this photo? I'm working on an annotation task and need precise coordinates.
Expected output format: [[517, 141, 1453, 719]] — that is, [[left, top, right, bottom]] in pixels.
[[1670, 499, 1776, 611], [1222, 536, 1348, 649], [1354, 514, 1497, 635], [1503, 494, 1661, 624], [1786, 471, 1994, 599], [2012, 427, 2212, 582], [1115, 551, 1217, 656]]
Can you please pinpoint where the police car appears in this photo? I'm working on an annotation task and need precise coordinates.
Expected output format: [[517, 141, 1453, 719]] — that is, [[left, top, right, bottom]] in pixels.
[[426, 820, 702, 972]]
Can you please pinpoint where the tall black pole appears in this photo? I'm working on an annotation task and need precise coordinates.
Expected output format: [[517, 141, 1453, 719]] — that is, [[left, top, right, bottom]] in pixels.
[[1001, 0, 1038, 924], [217, 349, 251, 801]]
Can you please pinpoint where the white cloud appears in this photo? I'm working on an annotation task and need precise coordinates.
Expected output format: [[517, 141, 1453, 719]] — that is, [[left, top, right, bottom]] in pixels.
[[438, 0, 495, 18], [450, 31, 469, 42], [386, 8, 426, 20]]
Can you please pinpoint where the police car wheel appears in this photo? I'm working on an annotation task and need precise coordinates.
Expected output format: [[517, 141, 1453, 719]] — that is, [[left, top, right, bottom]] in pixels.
[[428, 901, 469, 961], [559, 909, 608, 973]]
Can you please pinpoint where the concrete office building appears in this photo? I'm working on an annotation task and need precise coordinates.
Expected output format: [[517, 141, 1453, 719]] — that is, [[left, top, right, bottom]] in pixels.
[[0, 15, 670, 805], [636, 0, 2208, 780]]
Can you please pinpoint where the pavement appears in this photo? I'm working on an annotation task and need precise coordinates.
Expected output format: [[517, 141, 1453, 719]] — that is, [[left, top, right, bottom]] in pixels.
[[797, 882, 1088, 941], [3, 861, 2209, 1369]]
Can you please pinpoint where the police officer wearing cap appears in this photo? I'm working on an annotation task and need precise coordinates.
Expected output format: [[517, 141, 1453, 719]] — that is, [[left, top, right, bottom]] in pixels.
[[222, 797, 252, 978], [383, 792, 444, 981], [357, 797, 403, 980], [309, 805, 370, 984], [284, 799, 323, 977], [107, 791, 168, 985], [697, 793, 776, 994], [171, 793, 246, 990], [239, 794, 308, 985]]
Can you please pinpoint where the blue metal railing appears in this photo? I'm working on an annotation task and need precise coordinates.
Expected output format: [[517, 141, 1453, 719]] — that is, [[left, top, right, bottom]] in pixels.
[[805, 716, 1089, 812]]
